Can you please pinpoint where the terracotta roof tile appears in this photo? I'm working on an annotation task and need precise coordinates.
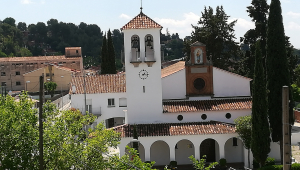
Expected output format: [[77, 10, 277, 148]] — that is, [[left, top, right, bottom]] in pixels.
[[161, 61, 185, 78], [163, 98, 252, 113], [113, 121, 236, 138], [121, 12, 162, 30], [0, 55, 80, 62], [70, 74, 126, 94]]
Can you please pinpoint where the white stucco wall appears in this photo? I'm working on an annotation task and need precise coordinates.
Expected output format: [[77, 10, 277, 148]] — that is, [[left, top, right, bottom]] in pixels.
[[70, 93, 127, 124], [213, 67, 251, 97], [225, 138, 244, 163], [175, 139, 195, 165], [162, 69, 186, 100]]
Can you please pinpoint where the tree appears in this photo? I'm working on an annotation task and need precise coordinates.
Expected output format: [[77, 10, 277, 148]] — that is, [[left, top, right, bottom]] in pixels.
[[101, 33, 109, 74], [0, 93, 38, 169], [266, 0, 293, 162], [44, 81, 57, 98], [234, 115, 252, 167], [191, 6, 239, 70], [251, 40, 270, 167], [107, 29, 117, 74], [0, 92, 155, 169], [17, 22, 27, 31]]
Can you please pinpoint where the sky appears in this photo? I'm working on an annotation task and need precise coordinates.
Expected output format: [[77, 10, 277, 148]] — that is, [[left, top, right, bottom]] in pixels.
[[1, 0, 300, 48]]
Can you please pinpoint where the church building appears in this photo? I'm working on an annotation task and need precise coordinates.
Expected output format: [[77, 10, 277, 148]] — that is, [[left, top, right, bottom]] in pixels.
[[70, 8, 280, 168]]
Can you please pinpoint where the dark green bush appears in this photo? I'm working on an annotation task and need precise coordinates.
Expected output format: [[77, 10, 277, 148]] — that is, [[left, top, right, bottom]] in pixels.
[[265, 157, 275, 166], [219, 158, 227, 167], [258, 163, 300, 170], [169, 161, 177, 168], [253, 157, 275, 168]]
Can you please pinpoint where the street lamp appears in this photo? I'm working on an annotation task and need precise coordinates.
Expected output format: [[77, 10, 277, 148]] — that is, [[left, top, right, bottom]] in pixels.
[[61, 76, 64, 109], [25, 81, 30, 92]]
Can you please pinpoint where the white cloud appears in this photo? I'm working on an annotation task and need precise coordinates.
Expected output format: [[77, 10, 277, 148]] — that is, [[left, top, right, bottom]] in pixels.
[[154, 12, 200, 38], [287, 11, 300, 18], [20, 0, 33, 4], [287, 22, 300, 30], [40, 0, 46, 4], [119, 14, 131, 20], [230, 18, 255, 29]]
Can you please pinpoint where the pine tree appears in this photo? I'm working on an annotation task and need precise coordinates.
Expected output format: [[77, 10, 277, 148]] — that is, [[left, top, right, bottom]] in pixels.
[[107, 29, 116, 74], [251, 40, 270, 167], [101, 33, 108, 74], [266, 0, 291, 144]]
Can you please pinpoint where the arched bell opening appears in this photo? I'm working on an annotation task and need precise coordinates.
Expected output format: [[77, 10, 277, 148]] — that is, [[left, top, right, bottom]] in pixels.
[[131, 35, 140, 62], [144, 34, 155, 61]]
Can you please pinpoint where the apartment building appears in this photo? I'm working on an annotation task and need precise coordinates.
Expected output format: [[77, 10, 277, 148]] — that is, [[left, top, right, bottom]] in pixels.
[[0, 47, 83, 91]]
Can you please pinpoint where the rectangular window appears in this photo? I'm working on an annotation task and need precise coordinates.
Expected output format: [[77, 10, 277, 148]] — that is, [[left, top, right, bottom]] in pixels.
[[85, 105, 92, 113], [108, 98, 115, 107], [1, 72, 6, 76], [46, 73, 50, 77], [16, 81, 21, 86], [1, 82, 6, 86], [143, 86, 145, 93], [119, 98, 127, 107], [16, 71, 20, 75], [233, 137, 238, 146]]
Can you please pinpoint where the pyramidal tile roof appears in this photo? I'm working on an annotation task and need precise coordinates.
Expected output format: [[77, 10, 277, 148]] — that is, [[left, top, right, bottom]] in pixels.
[[121, 12, 162, 30], [113, 121, 236, 138], [162, 98, 252, 113]]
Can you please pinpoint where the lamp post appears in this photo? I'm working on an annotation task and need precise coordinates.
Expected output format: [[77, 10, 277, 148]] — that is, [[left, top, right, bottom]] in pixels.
[[61, 76, 64, 109], [25, 81, 30, 92]]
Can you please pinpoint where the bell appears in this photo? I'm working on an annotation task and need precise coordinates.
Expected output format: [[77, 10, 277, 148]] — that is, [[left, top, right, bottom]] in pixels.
[[132, 37, 139, 49], [132, 41, 139, 48], [146, 36, 152, 47], [146, 40, 152, 47]]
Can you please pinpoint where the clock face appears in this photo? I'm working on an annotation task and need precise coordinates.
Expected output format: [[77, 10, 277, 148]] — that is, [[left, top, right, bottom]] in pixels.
[[139, 69, 149, 80]]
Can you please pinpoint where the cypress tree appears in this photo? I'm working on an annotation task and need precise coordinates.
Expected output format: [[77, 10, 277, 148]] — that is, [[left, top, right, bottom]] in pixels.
[[107, 29, 116, 74], [266, 0, 290, 144], [251, 40, 270, 167], [101, 33, 108, 74]]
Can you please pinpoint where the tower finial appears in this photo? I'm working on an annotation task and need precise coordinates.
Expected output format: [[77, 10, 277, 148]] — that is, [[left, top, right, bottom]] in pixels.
[[140, 0, 143, 13]]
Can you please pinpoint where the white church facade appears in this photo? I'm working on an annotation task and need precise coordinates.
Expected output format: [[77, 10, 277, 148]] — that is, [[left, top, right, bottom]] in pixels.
[[70, 9, 281, 168]]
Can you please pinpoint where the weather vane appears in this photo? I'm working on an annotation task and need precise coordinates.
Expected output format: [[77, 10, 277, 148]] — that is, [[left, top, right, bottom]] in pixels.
[[140, 0, 143, 12]]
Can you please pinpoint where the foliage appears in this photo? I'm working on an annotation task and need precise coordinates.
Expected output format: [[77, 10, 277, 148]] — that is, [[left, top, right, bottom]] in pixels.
[[0, 93, 156, 169], [234, 115, 252, 149], [251, 40, 270, 167], [0, 93, 38, 169], [101, 33, 109, 74], [191, 6, 239, 70], [266, 0, 292, 143], [292, 84, 300, 102], [219, 158, 227, 167], [107, 29, 117, 74], [169, 160, 177, 169], [253, 157, 275, 169], [44, 81, 57, 98], [108, 146, 156, 170], [189, 155, 218, 170], [258, 163, 300, 170]]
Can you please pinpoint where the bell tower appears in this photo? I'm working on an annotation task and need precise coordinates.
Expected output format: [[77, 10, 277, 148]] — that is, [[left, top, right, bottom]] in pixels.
[[185, 41, 214, 98], [121, 10, 163, 124]]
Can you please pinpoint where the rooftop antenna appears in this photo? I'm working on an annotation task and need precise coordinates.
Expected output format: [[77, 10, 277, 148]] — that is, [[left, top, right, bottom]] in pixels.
[[140, 0, 143, 13]]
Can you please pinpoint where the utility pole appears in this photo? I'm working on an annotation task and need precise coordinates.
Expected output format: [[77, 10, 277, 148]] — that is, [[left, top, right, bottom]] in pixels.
[[282, 86, 290, 170], [39, 75, 44, 170]]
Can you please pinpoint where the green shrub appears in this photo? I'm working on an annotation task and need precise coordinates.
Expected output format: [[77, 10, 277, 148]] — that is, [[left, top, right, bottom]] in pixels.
[[219, 158, 227, 167], [169, 161, 177, 168], [258, 163, 300, 170], [265, 157, 275, 166], [253, 157, 275, 168]]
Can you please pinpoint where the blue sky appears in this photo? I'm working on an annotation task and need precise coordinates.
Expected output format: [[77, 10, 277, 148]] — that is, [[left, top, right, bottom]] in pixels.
[[1, 0, 300, 48]]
